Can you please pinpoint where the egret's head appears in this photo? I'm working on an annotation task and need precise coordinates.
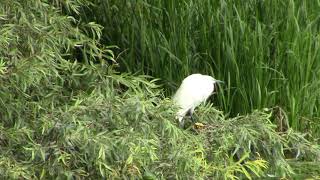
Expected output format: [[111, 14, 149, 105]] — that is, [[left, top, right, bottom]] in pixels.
[[203, 75, 224, 84], [205, 75, 224, 93]]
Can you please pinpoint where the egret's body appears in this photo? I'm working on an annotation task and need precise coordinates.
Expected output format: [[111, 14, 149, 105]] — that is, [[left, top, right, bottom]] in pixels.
[[173, 74, 223, 127]]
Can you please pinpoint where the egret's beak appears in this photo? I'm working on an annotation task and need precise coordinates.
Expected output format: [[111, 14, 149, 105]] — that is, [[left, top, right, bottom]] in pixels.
[[215, 80, 224, 84]]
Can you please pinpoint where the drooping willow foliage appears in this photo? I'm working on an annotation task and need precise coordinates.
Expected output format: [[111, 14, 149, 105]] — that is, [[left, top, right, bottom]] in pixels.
[[0, 0, 319, 179]]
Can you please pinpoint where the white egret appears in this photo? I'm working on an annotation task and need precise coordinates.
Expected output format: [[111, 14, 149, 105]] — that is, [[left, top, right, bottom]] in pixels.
[[173, 74, 223, 127]]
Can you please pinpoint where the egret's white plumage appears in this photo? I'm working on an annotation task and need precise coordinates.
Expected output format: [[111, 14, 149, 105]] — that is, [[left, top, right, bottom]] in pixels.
[[173, 74, 223, 126]]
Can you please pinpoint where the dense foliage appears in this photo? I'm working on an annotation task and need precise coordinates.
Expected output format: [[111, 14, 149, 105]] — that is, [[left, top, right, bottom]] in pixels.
[[0, 0, 320, 179]]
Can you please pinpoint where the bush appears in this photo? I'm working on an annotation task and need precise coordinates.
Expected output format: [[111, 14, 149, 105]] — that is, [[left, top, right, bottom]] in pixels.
[[0, 0, 319, 179]]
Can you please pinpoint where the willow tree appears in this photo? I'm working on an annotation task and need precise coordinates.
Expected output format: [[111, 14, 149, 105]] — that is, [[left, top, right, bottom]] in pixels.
[[0, 0, 319, 179]]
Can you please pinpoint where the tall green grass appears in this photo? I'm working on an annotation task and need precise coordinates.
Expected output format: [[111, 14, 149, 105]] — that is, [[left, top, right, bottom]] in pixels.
[[87, 0, 320, 135]]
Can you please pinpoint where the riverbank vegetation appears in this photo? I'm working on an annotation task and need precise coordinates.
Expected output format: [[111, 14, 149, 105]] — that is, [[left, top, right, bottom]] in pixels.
[[1, 0, 319, 178]]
